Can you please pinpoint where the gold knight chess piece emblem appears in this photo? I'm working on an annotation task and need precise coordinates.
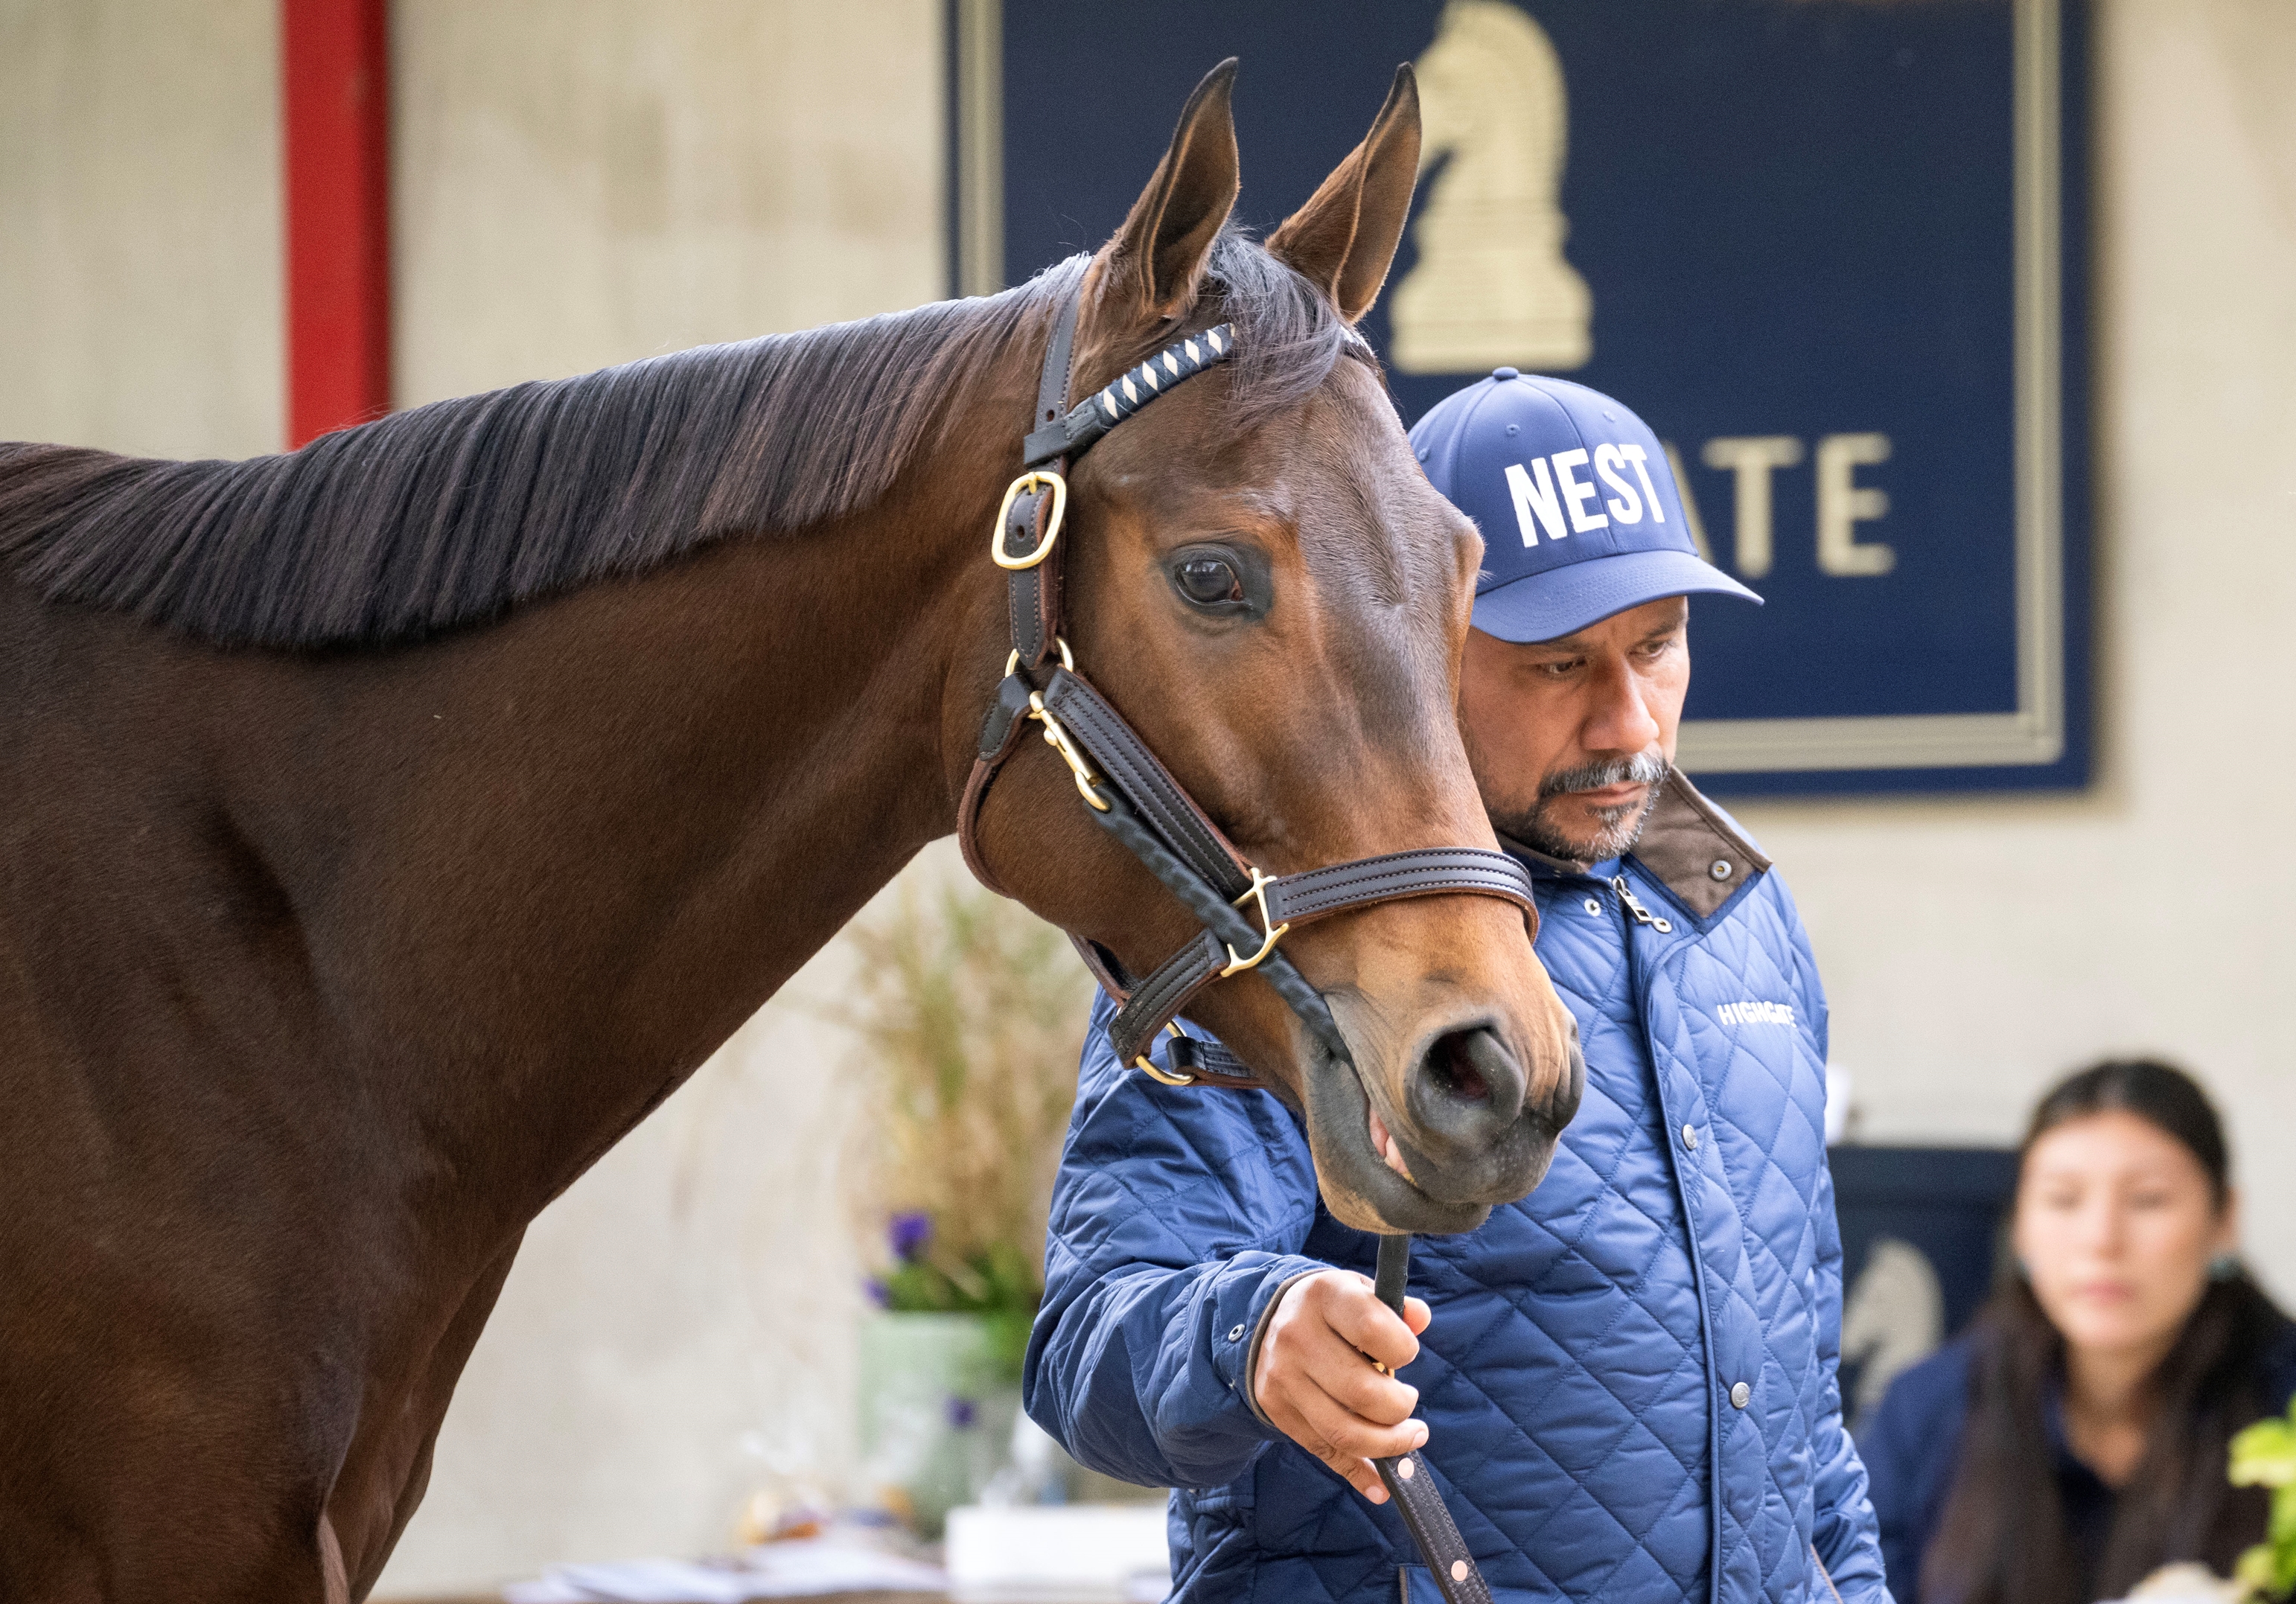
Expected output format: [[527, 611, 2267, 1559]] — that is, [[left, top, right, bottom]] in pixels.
[[1393, 0, 1593, 374]]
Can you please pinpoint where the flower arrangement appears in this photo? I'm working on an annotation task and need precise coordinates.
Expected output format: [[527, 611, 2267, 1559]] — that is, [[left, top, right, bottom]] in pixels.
[[835, 880, 1092, 1380], [2233, 1395, 2296, 1601]]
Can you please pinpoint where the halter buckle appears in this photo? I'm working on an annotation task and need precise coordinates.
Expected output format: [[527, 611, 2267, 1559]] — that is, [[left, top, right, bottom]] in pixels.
[[1027, 691, 1111, 813], [992, 471, 1068, 570], [1221, 866, 1292, 977], [1135, 1022, 1195, 1087]]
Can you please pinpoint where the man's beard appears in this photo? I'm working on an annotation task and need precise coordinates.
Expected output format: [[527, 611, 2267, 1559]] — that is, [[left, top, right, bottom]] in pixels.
[[1488, 752, 1671, 866]]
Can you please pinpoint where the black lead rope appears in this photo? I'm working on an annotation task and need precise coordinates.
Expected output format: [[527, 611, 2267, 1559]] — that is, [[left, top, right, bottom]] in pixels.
[[1373, 1236, 1492, 1604]]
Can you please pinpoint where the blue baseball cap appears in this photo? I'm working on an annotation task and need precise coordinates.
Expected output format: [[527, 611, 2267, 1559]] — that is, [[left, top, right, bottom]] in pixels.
[[1409, 369, 1761, 642]]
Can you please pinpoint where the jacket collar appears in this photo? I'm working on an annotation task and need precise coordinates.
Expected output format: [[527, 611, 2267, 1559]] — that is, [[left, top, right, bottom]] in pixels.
[[1499, 766, 1770, 921]]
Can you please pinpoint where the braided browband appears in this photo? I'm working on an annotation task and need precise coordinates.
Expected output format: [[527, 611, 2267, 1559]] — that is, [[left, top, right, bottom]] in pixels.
[[1023, 324, 1237, 468]]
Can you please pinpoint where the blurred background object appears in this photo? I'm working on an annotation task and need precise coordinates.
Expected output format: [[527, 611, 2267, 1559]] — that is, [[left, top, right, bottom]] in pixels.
[[1833, 1148, 2021, 1433], [944, 1504, 1173, 1604], [833, 884, 1091, 1537], [4, 0, 2294, 1596]]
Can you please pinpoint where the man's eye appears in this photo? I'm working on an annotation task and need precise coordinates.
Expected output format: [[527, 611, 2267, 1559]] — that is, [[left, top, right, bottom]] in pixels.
[[1175, 557, 1243, 607]]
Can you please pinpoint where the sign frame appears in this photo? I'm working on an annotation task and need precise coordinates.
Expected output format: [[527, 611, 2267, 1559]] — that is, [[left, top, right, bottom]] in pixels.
[[945, 0, 2092, 797]]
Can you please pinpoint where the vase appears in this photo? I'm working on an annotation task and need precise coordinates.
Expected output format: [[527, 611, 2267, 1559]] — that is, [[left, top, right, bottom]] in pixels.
[[857, 1311, 1021, 1539]]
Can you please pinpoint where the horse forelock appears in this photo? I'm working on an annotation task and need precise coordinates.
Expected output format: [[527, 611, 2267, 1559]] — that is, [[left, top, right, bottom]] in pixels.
[[1192, 230, 1358, 426], [0, 231, 1352, 650]]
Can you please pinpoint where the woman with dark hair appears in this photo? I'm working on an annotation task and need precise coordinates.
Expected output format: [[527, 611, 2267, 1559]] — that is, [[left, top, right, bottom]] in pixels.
[[1862, 1060, 2296, 1604]]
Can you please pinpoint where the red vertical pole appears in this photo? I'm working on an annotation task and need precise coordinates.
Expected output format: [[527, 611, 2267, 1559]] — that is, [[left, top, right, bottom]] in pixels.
[[282, 0, 391, 449]]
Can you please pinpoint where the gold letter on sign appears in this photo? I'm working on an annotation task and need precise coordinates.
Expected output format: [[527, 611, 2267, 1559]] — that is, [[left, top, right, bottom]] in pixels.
[[1700, 436, 1806, 581], [1816, 432, 1895, 576], [1392, 1, 1592, 375]]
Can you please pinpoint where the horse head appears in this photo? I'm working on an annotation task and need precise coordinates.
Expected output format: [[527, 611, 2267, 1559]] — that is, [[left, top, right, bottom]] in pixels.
[[960, 62, 1584, 1235]]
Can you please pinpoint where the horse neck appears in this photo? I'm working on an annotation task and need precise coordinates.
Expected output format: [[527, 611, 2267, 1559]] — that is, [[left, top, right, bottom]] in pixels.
[[207, 374, 1028, 1226]]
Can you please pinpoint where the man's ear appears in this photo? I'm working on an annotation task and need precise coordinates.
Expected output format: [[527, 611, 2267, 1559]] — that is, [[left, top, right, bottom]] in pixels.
[[1267, 64, 1421, 325], [1103, 59, 1241, 319]]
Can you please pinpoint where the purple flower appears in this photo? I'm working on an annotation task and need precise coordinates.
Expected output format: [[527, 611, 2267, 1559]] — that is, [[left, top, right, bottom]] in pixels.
[[946, 1397, 977, 1429], [864, 1277, 891, 1308], [887, 1211, 934, 1262]]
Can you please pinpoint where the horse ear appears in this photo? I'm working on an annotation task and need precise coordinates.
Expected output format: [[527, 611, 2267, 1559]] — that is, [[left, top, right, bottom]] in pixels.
[[1267, 64, 1422, 325], [1104, 59, 1241, 317]]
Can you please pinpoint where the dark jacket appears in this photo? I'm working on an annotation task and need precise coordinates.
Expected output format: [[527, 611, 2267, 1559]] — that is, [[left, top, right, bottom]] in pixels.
[[1860, 1316, 2296, 1603], [1024, 774, 1887, 1604]]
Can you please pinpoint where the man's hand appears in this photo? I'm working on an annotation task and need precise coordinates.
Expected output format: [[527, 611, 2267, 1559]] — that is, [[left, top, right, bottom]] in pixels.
[[1251, 1269, 1432, 1503]]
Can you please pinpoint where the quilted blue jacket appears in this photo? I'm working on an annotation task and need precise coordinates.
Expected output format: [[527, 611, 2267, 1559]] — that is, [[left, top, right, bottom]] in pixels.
[[1024, 773, 1888, 1604]]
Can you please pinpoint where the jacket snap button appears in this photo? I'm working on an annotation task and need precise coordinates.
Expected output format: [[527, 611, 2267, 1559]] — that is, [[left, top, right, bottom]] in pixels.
[[1228, 1324, 1244, 1341], [1681, 1124, 1699, 1151], [1710, 859, 1732, 881], [1582, 897, 1602, 916], [1730, 1381, 1751, 1408]]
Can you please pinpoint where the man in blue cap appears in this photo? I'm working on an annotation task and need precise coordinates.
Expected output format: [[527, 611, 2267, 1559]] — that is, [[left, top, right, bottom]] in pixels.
[[1025, 373, 1889, 1604]]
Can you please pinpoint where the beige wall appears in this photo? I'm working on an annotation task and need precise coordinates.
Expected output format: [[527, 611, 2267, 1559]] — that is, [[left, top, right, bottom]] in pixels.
[[392, 0, 945, 405], [0, 0, 282, 458], [5, 0, 2293, 1596]]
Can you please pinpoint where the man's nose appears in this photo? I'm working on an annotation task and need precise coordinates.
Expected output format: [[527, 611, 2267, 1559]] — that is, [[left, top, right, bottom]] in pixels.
[[1582, 657, 1662, 754]]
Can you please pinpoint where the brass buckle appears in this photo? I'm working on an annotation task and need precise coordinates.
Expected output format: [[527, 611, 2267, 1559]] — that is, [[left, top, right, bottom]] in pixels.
[[1135, 1022, 1194, 1087], [991, 471, 1068, 570], [1027, 690, 1111, 813], [1220, 866, 1292, 977]]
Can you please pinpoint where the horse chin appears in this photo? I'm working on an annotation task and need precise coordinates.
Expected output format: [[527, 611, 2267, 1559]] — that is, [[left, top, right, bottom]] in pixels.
[[1301, 1035, 1548, 1236]]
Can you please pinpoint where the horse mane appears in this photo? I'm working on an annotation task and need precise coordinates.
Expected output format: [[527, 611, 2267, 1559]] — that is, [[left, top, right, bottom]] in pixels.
[[0, 233, 1346, 648]]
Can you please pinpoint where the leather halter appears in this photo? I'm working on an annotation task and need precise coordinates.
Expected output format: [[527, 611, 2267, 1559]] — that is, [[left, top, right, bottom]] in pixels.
[[957, 284, 1539, 1092], [957, 287, 1504, 1604]]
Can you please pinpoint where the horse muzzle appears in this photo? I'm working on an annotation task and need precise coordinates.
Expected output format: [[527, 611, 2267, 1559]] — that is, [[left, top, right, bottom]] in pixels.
[[1303, 1005, 1586, 1235]]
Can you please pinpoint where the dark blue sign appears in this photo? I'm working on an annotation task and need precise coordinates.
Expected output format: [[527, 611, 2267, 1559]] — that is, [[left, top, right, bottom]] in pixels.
[[1830, 1145, 2019, 1431], [949, 0, 2090, 794]]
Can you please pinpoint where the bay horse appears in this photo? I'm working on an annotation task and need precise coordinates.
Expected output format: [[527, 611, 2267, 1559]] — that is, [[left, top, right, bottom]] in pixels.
[[0, 64, 1581, 1601]]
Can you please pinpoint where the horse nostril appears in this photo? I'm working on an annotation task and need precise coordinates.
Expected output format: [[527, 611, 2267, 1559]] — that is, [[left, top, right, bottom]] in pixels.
[[1426, 1030, 1490, 1102], [1415, 1027, 1525, 1128]]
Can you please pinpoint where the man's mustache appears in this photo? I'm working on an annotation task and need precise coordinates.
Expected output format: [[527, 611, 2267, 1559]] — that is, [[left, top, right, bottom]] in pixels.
[[1537, 752, 1669, 801]]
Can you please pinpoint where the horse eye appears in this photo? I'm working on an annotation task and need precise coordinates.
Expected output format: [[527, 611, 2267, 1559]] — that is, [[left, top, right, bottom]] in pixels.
[[1175, 557, 1243, 607]]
